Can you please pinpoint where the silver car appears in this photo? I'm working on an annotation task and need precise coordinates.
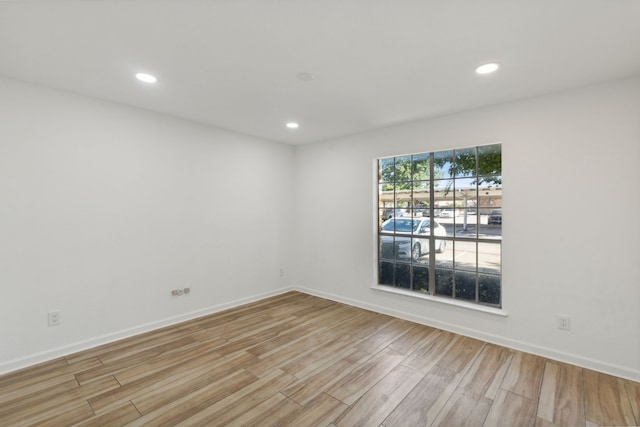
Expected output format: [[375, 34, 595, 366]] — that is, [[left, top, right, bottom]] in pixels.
[[380, 217, 447, 261]]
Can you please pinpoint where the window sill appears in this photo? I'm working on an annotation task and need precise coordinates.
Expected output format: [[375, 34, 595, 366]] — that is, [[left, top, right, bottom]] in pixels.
[[371, 284, 508, 317]]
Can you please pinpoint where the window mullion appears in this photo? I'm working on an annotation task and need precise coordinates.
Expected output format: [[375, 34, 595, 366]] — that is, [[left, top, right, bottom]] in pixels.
[[428, 152, 436, 295]]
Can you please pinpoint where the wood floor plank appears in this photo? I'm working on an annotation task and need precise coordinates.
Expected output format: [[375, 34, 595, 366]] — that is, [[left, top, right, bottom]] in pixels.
[[402, 329, 459, 373], [131, 352, 257, 414], [61, 356, 104, 373], [112, 338, 227, 385], [1, 291, 639, 427], [71, 401, 141, 427], [278, 393, 348, 427], [69, 323, 202, 366], [432, 388, 494, 427], [288, 303, 363, 332], [458, 343, 512, 400], [198, 311, 285, 340], [327, 347, 406, 405], [283, 348, 372, 405], [436, 335, 485, 374], [98, 325, 203, 364], [210, 316, 302, 356], [226, 392, 301, 427], [537, 362, 558, 423], [126, 368, 258, 426], [355, 317, 414, 354], [247, 329, 338, 377], [387, 323, 437, 355], [584, 369, 636, 426], [246, 324, 317, 357], [534, 416, 562, 427], [173, 369, 296, 427], [500, 351, 545, 400], [280, 332, 360, 379], [0, 373, 79, 408], [192, 292, 309, 327], [75, 335, 199, 384], [328, 309, 391, 338], [335, 364, 423, 427], [0, 375, 119, 426], [19, 401, 94, 427], [287, 297, 337, 318], [0, 357, 101, 405], [626, 379, 640, 425], [383, 365, 458, 427], [291, 301, 353, 324], [88, 349, 226, 414], [483, 389, 538, 427], [0, 379, 80, 426], [224, 314, 301, 342], [537, 361, 585, 426], [0, 358, 69, 388]]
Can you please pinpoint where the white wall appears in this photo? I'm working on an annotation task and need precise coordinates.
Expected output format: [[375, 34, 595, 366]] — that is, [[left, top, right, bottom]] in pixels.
[[293, 76, 640, 381], [0, 77, 294, 373], [2, 75, 639, 382]]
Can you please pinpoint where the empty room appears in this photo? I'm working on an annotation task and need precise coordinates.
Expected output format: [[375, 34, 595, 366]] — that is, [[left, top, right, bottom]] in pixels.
[[1, 1, 639, 426]]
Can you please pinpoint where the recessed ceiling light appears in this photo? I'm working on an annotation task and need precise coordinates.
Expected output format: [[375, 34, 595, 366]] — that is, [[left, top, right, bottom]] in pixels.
[[135, 72, 158, 83], [286, 122, 299, 129], [475, 63, 500, 74], [296, 72, 314, 82]]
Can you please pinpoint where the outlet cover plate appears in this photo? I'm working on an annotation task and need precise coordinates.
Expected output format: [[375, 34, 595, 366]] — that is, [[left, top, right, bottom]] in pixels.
[[557, 314, 570, 330], [48, 311, 61, 326]]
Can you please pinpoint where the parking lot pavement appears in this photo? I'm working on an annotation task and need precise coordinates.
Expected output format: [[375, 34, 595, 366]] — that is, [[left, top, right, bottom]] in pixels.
[[439, 224, 502, 239], [413, 239, 501, 275]]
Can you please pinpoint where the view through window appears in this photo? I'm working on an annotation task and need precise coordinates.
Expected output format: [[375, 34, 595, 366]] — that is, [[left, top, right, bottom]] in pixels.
[[377, 144, 502, 307]]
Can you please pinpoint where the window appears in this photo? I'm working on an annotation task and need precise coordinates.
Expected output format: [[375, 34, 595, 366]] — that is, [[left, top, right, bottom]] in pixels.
[[377, 144, 502, 307]]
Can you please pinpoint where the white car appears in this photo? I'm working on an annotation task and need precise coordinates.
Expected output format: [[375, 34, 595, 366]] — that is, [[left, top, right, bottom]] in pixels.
[[439, 209, 458, 218], [380, 217, 447, 261]]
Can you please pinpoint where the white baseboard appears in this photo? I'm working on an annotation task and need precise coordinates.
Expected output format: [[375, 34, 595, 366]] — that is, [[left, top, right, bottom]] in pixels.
[[294, 286, 640, 383], [0, 286, 294, 376]]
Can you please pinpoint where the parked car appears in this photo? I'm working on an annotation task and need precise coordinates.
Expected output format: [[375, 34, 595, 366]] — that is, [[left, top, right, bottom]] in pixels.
[[488, 209, 502, 225], [380, 217, 447, 261], [415, 206, 430, 217], [381, 208, 406, 220], [439, 209, 458, 218]]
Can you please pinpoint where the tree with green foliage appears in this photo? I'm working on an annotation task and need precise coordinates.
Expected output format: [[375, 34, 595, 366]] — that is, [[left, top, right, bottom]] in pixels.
[[379, 156, 433, 190], [444, 145, 502, 186], [380, 145, 502, 191]]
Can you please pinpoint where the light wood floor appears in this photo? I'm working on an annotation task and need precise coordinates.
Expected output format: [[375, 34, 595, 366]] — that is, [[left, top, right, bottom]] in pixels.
[[1, 292, 639, 427]]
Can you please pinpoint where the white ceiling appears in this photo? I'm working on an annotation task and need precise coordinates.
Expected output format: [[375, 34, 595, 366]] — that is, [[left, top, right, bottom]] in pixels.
[[1, 0, 640, 145]]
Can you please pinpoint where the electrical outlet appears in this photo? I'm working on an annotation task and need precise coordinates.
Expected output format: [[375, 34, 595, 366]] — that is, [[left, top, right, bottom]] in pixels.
[[279, 268, 284, 277], [557, 315, 570, 331], [48, 311, 61, 327]]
